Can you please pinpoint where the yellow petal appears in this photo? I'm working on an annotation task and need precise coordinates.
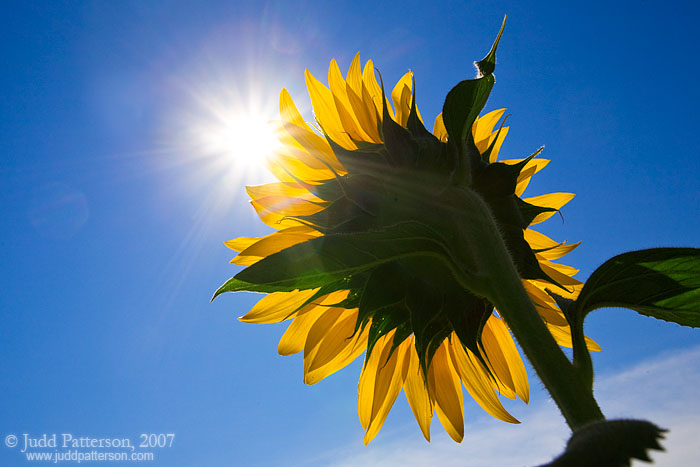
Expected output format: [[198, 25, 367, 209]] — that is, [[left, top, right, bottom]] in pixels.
[[480, 318, 515, 399], [432, 113, 448, 142], [540, 258, 579, 277], [229, 254, 263, 267], [535, 242, 581, 261], [361, 59, 392, 120], [428, 341, 465, 442], [278, 305, 327, 355], [514, 165, 537, 197], [239, 288, 320, 324], [361, 332, 410, 444], [359, 83, 382, 141], [504, 158, 550, 196], [391, 72, 413, 127], [357, 328, 381, 430], [476, 127, 509, 162], [343, 53, 382, 143], [246, 182, 319, 202], [278, 140, 344, 174], [305, 309, 367, 384], [345, 52, 363, 97], [539, 262, 582, 288], [524, 228, 560, 250], [328, 59, 371, 142], [358, 330, 403, 425], [525, 228, 580, 261], [448, 338, 520, 424], [224, 236, 259, 252], [530, 278, 582, 301], [267, 151, 337, 183], [484, 315, 529, 403], [345, 85, 381, 143], [305, 69, 357, 150], [238, 231, 317, 259], [251, 195, 325, 217], [229, 227, 321, 265], [250, 200, 304, 229], [403, 341, 434, 441], [279, 89, 341, 169], [472, 108, 506, 143], [265, 158, 333, 185], [304, 307, 349, 358], [523, 192, 575, 225], [312, 289, 351, 308], [546, 323, 601, 352], [521, 280, 569, 327]]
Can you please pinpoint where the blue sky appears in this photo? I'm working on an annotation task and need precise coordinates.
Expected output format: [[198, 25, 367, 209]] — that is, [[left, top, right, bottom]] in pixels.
[[1, 1, 699, 465]]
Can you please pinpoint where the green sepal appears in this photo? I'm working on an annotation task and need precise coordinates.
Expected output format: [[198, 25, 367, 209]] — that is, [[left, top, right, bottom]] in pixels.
[[355, 262, 407, 334], [381, 86, 420, 168], [406, 281, 453, 377], [406, 74, 436, 141], [474, 162, 521, 197], [365, 303, 411, 365], [443, 290, 493, 361], [471, 176, 558, 285], [293, 196, 370, 234], [516, 197, 558, 227], [406, 75, 454, 180], [479, 114, 509, 163], [572, 248, 700, 326], [327, 138, 390, 177], [283, 275, 367, 321], [306, 178, 343, 203]]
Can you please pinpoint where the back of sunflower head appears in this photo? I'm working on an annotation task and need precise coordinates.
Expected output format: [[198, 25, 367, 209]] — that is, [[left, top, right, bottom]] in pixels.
[[213, 14, 694, 465]]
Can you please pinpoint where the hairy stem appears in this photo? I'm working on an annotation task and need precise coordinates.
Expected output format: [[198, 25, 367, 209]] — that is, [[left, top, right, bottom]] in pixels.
[[453, 188, 604, 430]]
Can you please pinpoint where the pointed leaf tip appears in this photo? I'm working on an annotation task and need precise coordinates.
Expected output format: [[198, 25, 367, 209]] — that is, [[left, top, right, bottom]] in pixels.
[[475, 15, 507, 77]]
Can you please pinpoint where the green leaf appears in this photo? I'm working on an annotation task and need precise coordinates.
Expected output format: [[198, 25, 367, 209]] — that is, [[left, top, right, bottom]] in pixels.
[[441, 76, 495, 148], [211, 277, 296, 301], [441, 17, 505, 147], [574, 248, 700, 327], [233, 221, 469, 291], [542, 419, 666, 467]]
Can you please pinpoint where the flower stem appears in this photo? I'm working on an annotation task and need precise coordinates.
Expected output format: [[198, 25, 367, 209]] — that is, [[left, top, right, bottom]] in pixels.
[[455, 188, 605, 430]]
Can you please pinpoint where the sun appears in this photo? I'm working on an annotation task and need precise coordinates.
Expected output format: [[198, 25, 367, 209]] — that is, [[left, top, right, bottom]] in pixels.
[[172, 77, 283, 185], [197, 108, 281, 170]]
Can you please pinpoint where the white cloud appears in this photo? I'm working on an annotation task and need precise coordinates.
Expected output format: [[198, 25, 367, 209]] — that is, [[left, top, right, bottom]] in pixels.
[[318, 346, 700, 467]]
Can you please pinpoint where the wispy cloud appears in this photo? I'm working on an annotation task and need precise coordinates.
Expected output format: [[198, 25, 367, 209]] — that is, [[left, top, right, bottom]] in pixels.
[[317, 346, 700, 467]]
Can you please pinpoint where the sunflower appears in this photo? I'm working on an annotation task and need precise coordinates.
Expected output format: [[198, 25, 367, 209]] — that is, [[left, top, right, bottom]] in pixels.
[[215, 40, 599, 444]]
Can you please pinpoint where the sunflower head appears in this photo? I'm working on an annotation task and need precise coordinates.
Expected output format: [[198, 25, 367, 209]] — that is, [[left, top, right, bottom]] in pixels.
[[215, 17, 596, 443]]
